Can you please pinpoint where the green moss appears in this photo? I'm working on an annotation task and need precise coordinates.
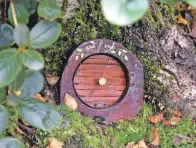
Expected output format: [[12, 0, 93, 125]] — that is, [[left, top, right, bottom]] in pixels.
[[144, 12, 159, 31], [163, 4, 176, 24], [35, 106, 102, 147], [0, 105, 22, 141], [35, 104, 196, 148], [143, 0, 176, 30], [43, 0, 121, 75], [35, 103, 152, 148], [157, 117, 196, 148]]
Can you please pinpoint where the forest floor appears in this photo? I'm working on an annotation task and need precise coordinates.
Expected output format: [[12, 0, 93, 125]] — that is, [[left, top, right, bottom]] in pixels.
[[1, 0, 196, 147]]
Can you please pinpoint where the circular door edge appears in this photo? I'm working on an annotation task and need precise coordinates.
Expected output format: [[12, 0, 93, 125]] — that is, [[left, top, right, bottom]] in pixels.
[[60, 39, 144, 122]]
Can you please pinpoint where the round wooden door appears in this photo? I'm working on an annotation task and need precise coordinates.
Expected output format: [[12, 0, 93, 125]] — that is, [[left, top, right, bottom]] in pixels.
[[73, 54, 127, 109], [61, 39, 144, 122]]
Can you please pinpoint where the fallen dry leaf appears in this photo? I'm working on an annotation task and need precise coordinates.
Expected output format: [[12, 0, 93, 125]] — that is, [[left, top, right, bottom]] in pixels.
[[64, 93, 78, 110], [46, 74, 59, 85], [45, 95, 55, 105], [16, 127, 25, 135], [125, 142, 135, 148], [47, 138, 63, 148], [33, 94, 46, 102], [148, 113, 164, 124], [150, 127, 159, 146], [125, 140, 148, 148], [176, 16, 189, 25], [189, 120, 195, 124], [172, 134, 192, 146], [148, 144, 159, 148], [33, 94, 55, 106], [162, 119, 172, 127], [172, 109, 182, 117], [169, 116, 182, 125], [137, 140, 148, 148]]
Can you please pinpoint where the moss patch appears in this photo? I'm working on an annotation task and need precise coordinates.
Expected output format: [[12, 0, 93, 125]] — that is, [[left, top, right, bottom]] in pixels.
[[0, 106, 22, 142], [143, 0, 176, 30], [35, 103, 152, 147], [34, 104, 196, 148], [43, 0, 121, 75]]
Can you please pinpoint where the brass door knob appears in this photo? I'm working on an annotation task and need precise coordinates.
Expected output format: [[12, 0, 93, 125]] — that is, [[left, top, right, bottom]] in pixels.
[[99, 78, 107, 86]]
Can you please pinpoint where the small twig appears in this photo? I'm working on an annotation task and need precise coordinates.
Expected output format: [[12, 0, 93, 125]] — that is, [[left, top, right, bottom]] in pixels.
[[0, 100, 6, 105], [4, 0, 7, 23], [62, 0, 68, 12], [18, 122, 36, 134], [10, 0, 17, 26]]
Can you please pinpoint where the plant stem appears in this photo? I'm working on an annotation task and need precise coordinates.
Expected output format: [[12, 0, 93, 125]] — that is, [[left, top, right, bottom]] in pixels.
[[10, 0, 18, 26], [0, 100, 7, 105], [4, 0, 7, 23]]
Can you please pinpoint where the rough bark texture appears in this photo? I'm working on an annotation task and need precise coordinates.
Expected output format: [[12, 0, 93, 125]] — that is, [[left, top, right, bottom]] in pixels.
[[120, 3, 196, 117], [155, 27, 196, 117]]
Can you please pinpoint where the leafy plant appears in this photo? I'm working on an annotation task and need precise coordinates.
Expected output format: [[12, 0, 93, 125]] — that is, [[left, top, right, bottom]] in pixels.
[[0, 0, 62, 147], [101, 0, 196, 26], [101, 0, 149, 26]]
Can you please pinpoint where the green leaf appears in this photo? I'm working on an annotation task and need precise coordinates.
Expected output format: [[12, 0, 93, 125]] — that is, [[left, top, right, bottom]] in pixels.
[[14, 24, 29, 48], [0, 88, 6, 103], [38, 0, 61, 21], [101, 0, 149, 26], [16, 0, 37, 15], [18, 98, 61, 130], [0, 106, 8, 133], [161, 0, 180, 4], [19, 70, 44, 97], [0, 138, 24, 148], [185, 0, 196, 7], [8, 3, 29, 25], [7, 94, 21, 106], [0, 49, 22, 88], [21, 50, 44, 70], [9, 68, 25, 91], [29, 20, 62, 48], [0, 24, 14, 49]]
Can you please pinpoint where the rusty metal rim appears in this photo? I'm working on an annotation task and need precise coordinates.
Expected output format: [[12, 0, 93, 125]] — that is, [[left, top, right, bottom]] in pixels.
[[60, 39, 144, 122]]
